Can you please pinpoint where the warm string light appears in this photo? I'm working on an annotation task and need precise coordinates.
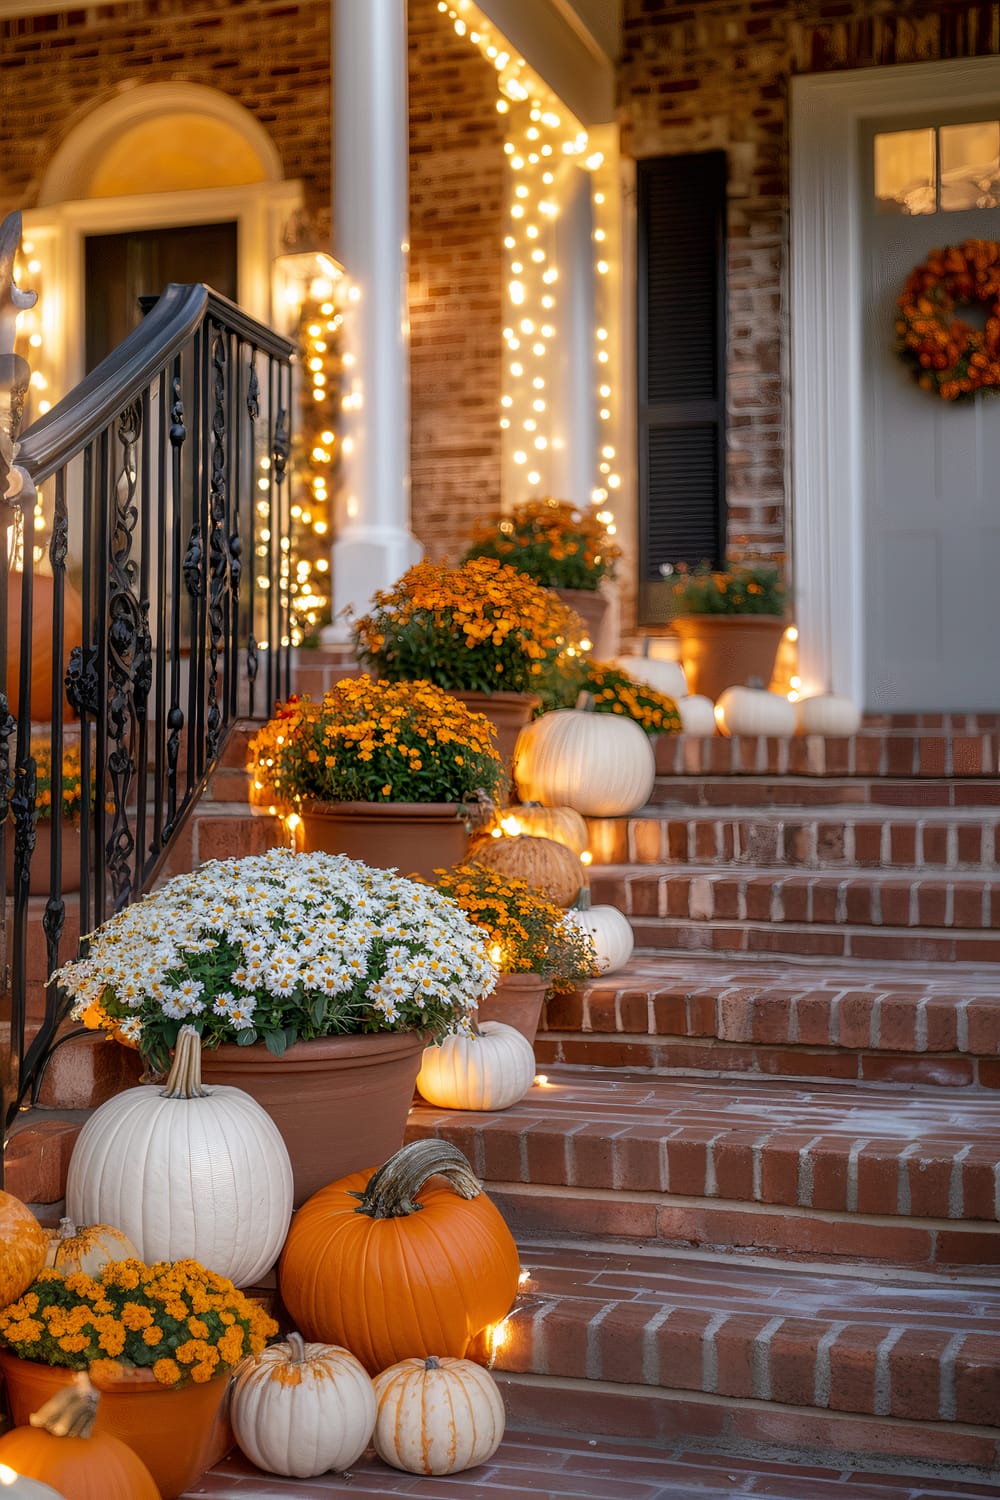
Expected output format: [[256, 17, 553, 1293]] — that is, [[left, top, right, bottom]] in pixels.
[[12, 239, 50, 568], [439, 1, 618, 536]]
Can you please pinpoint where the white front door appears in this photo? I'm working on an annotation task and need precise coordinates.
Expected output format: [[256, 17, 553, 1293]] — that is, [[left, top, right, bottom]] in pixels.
[[860, 113, 1000, 710]]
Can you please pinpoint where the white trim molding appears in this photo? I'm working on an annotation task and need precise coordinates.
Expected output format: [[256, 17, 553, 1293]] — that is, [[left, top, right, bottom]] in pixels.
[[791, 55, 1000, 705]]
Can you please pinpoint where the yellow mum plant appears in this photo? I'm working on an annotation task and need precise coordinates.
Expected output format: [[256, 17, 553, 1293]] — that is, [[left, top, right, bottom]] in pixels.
[[432, 862, 597, 991], [351, 557, 587, 699], [248, 676, 506, 809], [0, 1257, 277, 1388], [551, 660, 682, 736], [463, 497, 621, 593]]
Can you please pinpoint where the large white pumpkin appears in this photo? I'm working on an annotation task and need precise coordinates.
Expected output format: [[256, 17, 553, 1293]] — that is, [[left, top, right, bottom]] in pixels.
[[794, 692, 862, 737], [66, 1027, 293, 1288], [372, 1356, 506, 1475], [614, 654, 687, 700], [513, 703, 656, 817], [714, 685, 796, 738], [231, 1332, 376, 1478], [566, 901, 634, 975], [677, 695, 717, 736], [416, 1022, 535, 1112]]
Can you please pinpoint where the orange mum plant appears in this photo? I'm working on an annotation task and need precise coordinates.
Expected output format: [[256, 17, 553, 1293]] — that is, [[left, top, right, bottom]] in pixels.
[[462, 498, 620, 593], [0, 1257, 277, 1388]]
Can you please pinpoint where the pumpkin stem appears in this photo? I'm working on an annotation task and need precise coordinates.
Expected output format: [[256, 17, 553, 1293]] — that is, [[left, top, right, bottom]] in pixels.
[[285, 1331, 307, 1364], [30, 1371, 99, 1439], [574, 888, 593, 912], [161, 1025, 211, 1100], [57, 1216, 77, 1239], [351, 1139, 483, 1218], [424, 1356, 441, 1370], [574, 691, 596, 713]]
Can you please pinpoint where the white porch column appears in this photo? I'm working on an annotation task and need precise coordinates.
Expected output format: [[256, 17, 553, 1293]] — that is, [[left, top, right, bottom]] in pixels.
[[550, 165, 596, 506], [327, 0, 420, 639]]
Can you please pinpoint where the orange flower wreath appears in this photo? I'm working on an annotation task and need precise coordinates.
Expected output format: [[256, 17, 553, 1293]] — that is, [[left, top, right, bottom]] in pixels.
[[895, 239, 1000, 401]]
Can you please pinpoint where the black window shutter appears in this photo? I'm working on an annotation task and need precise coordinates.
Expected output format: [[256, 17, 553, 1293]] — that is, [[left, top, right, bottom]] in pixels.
[[636, 151, 727, 623]]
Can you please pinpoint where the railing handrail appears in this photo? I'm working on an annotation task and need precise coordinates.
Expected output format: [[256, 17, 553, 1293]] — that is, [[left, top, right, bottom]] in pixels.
[[18, 283, 296, 485]]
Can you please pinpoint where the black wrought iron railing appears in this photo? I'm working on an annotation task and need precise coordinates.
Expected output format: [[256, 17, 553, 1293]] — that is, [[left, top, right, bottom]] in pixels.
[[0, 235, 296, 1157]]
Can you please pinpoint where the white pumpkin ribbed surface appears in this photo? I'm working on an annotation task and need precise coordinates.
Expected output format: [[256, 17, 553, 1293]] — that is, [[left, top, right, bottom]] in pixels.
[[513, 709, 656, 817], [677, 695, 717, 736], [66, 1082, 293, 1288], [714, 685, 796, 738], [372, 1356, 506, 1475], [566, 904, 634, 975], [794, 692, 862, 737], [614, 654, 687, 700], [416, 1022, 535, 1111], [231, 1338, 376, 1478]]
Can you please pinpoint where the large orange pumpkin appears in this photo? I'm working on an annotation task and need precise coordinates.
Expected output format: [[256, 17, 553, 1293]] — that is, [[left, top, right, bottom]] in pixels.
[[279, 1140, 520, 1376], [0, 1190, 48, 1309]]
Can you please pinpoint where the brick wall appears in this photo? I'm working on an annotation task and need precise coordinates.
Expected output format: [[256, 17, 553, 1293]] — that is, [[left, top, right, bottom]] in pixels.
[[407, 0, 505, 557], [0, 0, 503, 562], [620, 0, 1000, 567]]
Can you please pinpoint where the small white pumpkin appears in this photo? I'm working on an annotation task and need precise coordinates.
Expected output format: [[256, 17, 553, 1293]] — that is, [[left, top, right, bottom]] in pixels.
[[416, 1022, 535, 1112], [794, 692, 862, 737], [66, 1026, 293, 1288], [677, 695, 717, 736], [714, 685, 796, 738], [372, 1355, 506, 1475], [44, 1218, 139, 1278], [0, 1466, 67, 1499], [513, 698, 656, 817], [566, 896, 634, 975], [614, 653, 687, 700], [230, 1332, 376, 1478]]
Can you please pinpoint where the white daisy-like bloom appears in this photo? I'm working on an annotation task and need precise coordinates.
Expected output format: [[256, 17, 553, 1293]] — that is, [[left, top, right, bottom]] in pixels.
[[52, 847, 495, 1055]]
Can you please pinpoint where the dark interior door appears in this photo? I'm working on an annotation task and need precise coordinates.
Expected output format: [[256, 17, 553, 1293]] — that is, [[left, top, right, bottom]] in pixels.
[[84, 221, 238, 372]]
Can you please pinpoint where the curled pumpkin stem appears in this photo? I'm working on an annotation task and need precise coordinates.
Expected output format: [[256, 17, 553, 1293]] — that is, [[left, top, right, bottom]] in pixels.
[[30, 1371, 100, 1439], [285, 1331, 307, 1364], [352, 1139, 483, 1218], [160, 1024, 210, 1099]]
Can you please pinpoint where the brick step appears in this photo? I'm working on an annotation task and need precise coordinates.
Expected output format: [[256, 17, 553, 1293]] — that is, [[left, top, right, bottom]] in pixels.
[[592, 867, 1000, 933], [624, 917, 1000, 963], [407, 1071, 1000, 1266], [187, 1427, 1000, 1497], [655, 728, 1000, 779], [489, 1239, 1000, 1427], [588, 806, 1000, 871], [646, 774, 1000, 809]]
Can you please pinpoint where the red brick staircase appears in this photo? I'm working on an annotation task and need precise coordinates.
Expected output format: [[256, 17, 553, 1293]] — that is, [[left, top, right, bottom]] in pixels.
[[7, 717, 1000, 1497]]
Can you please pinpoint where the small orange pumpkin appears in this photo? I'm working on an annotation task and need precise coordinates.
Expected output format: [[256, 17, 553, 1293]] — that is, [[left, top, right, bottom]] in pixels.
[[0, 1375, 159, 1500], [279, 1140, 520, 1376], [0, 1190, 48, 1309]]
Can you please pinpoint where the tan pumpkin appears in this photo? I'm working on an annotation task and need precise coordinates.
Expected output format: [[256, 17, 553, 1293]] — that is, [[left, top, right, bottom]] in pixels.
[[0, 1191, 48, 1310], [486, 803, 589, 856], [513, 699, 656, 817], [44, 1220, 139, 1278], [566, 895, 634, 975], [468, 833, 583, 908], [372, 1355, 506, 1475], [416, 1021, 536, 1111], [230, 1332, 376, 1478], [714, 684, 796, 738]]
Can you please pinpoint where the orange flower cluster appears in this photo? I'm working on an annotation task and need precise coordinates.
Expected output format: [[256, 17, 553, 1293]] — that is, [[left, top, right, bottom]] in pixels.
[[352, 557, 586, 696], [248, 676, 506, 807], [0, 1257, 276, 1387], [463, 498, 621, 592], [896, 239, 1000, 400]]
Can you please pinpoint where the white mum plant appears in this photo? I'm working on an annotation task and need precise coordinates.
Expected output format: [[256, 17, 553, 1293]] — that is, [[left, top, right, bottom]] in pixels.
[[53, 848, 497, 1072]]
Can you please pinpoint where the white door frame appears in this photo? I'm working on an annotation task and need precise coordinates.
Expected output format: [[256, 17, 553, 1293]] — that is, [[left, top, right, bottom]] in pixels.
[[790, 55, 1000, 706]]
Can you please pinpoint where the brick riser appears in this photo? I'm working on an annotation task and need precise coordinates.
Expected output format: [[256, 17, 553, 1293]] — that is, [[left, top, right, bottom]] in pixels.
[[648, 776, 1000, 809], [590, 808, 1000, 869], [656, 729, 1000, 779]]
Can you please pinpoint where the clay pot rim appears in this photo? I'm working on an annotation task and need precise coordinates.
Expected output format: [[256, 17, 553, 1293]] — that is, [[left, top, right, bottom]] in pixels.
[[0, 1350, 228, 1396], [202, 1030, 427, 1068], [298, 799, 468, 817]]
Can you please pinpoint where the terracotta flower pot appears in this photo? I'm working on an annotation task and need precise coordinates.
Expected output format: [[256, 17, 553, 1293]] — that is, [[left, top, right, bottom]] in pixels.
[[671, 615, 786, 702], [474, 971, 548, 1045], [199, 1031, 426, 1208], [0, 1351, 232, 1500], [448, 689, 540, 772], [297, 799, 471, 880], [554, 586, 610, 653]]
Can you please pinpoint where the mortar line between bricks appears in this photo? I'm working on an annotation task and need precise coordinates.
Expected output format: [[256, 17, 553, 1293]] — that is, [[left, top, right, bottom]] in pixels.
[[701, 1309, 728, 1393], [813, 1319, 849, 1408], [751, 1314, 785, 1401], [494, 1369, 1000, 1438], [873, 1325, 906, 1416]]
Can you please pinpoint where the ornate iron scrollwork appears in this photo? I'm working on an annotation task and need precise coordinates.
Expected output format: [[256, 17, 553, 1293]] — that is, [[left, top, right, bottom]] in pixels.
[[66, 644, 99, 719], [206, 326, 230, 762], [104, 399, 143, 911]]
